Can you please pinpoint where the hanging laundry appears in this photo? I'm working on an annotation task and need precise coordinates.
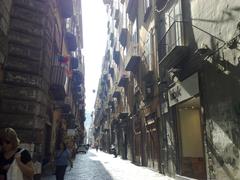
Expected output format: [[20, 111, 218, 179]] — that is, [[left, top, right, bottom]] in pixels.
[[63, 56, 70, 64], [65, 67, 73, 77], [56, 55, 70, 64]]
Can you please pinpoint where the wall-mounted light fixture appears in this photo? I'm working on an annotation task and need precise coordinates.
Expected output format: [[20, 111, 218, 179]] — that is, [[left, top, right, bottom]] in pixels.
[[168, 68, 181, 83], [227, 38, 238, 49]]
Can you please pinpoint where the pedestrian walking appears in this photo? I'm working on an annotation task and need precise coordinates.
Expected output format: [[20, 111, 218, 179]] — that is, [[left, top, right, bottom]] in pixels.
[[95, 142, 99, 152], [55, 142, 72, 180], [0, 128, 34, 180], [111, 144, 117, 158]]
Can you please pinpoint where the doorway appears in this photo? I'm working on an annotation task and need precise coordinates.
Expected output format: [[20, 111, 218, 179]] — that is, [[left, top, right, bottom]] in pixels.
[[176, 97, 206, 180], [44, 124, 51, 159]]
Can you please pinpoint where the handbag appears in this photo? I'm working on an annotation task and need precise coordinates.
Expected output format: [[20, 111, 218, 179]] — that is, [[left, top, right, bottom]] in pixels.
[[7, 159, 24, 180], [7, 149, 25, 180]]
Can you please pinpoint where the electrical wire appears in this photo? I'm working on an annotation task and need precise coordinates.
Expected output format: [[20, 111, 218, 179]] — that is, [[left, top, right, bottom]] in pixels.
[[154, 0, 171, 14]]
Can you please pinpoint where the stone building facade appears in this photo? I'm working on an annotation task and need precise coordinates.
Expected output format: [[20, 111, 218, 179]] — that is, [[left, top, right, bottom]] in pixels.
[[157, 0, 240, 179], [0, 0, 85, 160], [96, 0, 161, 171], [94, 0, 240, 179]]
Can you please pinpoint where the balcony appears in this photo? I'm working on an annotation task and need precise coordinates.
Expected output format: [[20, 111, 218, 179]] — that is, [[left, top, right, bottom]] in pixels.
[[109, 66, 114, 79], [60, 0, 73, 18], [126, 0, 138, 22], [72, 84, 81, 93], [119, 28, 128, 47], [114, 9, 119, 20], [108, 99, 114, 110], [145, 111, 156, 128], [143, 69, 154, 83], [107, 21, 110, 33], [79, 109, 85, 122], [158, 21, 188, 68], [143, 1, 152, 22], [113, 49, 120, 65], [125, 43, 141, 72], [49, 66, 66, 100], [110, 32, 114, 41], [66, 115, 76, 129], [115, 19, 120, 29], [72, 70, 83, 86], [118, 74, 129, 88], [142, 53, 153, 78], [59, 97, 71, 114], [144, 84, 154, 102], [65, 32, 77, 52], [105, 49, 110, 61], [112, 89, 121, 99], [115, 18, 120, 28], [110, 33, 114, 47], [102, 72, 108, 81], [71, 57, 79, 69]]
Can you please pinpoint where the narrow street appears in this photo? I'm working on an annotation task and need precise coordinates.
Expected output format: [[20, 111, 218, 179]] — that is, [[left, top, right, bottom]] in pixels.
[[42, 149, 173, 180], [1, 0, 239, 179]]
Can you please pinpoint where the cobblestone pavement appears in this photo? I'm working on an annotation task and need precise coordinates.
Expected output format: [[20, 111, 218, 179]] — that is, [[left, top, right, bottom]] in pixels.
[[42, 149, 174, 180]]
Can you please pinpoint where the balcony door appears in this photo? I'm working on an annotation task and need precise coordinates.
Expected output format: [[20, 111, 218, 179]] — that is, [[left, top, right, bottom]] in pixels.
[[164, 0, 183, 51]]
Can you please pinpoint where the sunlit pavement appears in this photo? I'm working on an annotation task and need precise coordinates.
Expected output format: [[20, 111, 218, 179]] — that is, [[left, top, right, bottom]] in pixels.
[[42, 149, 174, 180]]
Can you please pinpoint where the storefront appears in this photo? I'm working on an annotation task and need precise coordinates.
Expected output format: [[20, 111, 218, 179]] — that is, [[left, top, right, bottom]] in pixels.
[[167, 73, 207, 179]]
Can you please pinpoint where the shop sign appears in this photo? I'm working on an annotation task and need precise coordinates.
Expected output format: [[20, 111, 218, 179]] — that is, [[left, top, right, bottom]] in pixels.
[[168, 73, 199, 107]]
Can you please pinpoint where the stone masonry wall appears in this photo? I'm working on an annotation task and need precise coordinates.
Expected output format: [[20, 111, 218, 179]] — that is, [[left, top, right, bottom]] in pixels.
[[188, 0, 240, 179]]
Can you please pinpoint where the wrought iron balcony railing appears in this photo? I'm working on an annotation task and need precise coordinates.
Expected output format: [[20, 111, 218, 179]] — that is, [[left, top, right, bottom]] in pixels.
[[49, 65, 66, 100], [125, 43, 141, 72], [60, 0, 73, 18], [158, 21, 188, 67], [65, 32, 77, 52], [119, 28, 128, 47]]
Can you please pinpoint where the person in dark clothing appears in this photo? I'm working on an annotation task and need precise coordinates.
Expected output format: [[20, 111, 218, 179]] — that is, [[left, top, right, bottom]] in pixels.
[[0, 128, 34, 180], [111, 144, 117, 158], [95, 142, 99, 152], [55, 142, 72, 180]]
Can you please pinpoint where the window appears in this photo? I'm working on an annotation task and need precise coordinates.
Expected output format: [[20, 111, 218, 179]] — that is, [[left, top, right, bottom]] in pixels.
[[143, 0, 152, 22], [144, 32, 153, 70], [165, 1, 183, 30], [132, 20, 138, 43], [163, 1, 184, 51]]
